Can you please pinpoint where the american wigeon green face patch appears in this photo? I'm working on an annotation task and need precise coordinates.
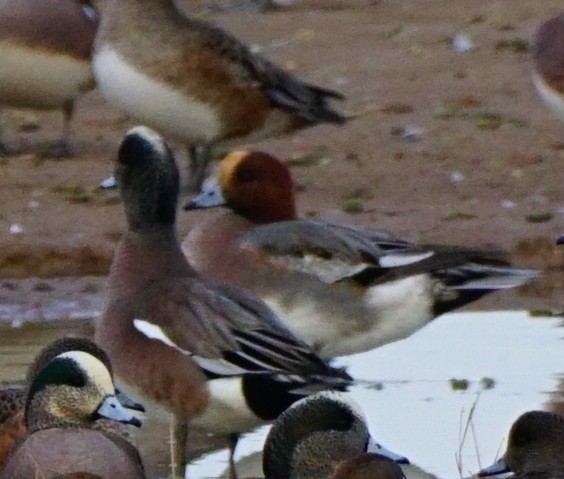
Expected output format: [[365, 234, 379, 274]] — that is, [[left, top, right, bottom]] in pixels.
[[26, 356, 87, 404], [25, 351, 142, 430]]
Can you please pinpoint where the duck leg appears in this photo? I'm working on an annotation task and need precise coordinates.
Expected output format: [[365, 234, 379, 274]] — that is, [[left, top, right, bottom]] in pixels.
[[170, 413, 188, 479], [40, 99, 75, 159], [184, 144, 212, 194], [0, 131, 7, 156], [227, 433, 240, 479]]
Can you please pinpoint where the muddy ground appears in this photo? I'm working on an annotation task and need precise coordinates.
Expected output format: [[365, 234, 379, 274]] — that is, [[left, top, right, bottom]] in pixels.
[[1, 0, 563, 316]]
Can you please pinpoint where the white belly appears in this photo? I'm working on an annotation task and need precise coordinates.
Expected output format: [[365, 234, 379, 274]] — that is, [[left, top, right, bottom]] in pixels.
[[190, 377, 263, 435], [532, 71, 564, 123], [93, 47, 221, 143], [263, 275, 435, 359], [0, 41, 93, 109]]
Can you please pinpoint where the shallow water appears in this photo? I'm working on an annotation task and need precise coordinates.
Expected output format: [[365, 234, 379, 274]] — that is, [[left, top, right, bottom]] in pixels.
[[0, 310, 562, 479], [189, 310, 564, 479], [0, 320, 93, 385]]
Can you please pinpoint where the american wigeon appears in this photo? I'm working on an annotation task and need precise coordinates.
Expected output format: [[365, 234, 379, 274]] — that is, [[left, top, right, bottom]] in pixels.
[[96, 126, 351, 478], [0, 0, 97, 157], [478, 410, 564, 478], [0, 337, 144, 468], [92, 0, 346, 191], [183, 150, 540, 359], [263, 391, 409, 479], [532, 14, 564, 123], [0, 348, 144, 479]]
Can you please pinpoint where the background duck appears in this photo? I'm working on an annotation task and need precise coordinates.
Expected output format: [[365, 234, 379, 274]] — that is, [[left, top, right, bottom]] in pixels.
[[183, 150, 540, 359], [92, 0, 346, 191], [478, 410, 564, 478], [263, 391, 408, 479], [0, 0, 98, 157], [96, 126, 351, 478], [532, 14, 564, 124], [0, 348, 144, 479]]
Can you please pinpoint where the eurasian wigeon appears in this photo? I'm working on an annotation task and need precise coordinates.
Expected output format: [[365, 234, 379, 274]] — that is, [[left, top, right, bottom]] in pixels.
[[263, 391, 409, 479], [96, 127, 351, 478], [92, 0, 347, 191], [0, 337, 144, 469], [183, 150, 540, 359], [0, 0, 97, 157], [478, 410, 564, 479], [0, 347, 144, 479]]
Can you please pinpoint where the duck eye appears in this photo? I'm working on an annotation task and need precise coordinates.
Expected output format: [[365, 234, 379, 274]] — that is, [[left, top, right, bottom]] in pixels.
[[237, 167, 256, 183]]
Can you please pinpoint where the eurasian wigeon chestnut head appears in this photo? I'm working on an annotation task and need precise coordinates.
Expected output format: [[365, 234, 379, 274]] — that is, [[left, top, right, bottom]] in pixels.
[[0, 345, 144, 478], [212, 150, 297, 223], [183, 150, 540, 359], [478, 411, 564, 479], [0, 0, 98, 157], [96, 126, 351, 479], [92, 0, 347, 191]]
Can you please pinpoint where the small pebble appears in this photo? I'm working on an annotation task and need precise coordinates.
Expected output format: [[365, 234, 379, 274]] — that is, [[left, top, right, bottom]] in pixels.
[[9, 224, 23, 235], [453, 33, 475, 52]]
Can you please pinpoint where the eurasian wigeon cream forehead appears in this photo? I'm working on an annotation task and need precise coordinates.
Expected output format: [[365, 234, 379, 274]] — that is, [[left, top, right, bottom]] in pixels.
[[0, 0, 97, 157], [97, 126, 351, 479], [92, 0, 347, 191], [183, 150, 540, 359]]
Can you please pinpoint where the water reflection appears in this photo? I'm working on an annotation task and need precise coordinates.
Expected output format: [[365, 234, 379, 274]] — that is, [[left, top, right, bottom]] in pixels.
[[190, 311, 564, 479], [0, 311, 562, 479]]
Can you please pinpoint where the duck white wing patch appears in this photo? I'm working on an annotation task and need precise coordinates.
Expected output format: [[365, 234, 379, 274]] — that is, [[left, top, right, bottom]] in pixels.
[[133, 319, 248, 376], [133, 319, 179, 348], [268, 254, 370, 283], [379, 251, 434, 268]]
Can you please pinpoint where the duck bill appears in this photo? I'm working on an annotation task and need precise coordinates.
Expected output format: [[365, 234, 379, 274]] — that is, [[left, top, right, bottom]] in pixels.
[[97, 395, 142, 427], [478, 458, 510, 476], [183, 177, 226, 210], [116, 389, 146, 413], [366, 436, 410, 464]]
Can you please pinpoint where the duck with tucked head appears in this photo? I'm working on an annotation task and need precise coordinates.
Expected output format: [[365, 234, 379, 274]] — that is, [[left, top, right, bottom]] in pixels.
[[0, 348, 144, 479], [0, 0, 97, 157], [96, 127, 351, 478], [478, 410, 564, 479], [0, 337, 144, 468], [183, 150, 540, 359], [263, 391, 409, 479]]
